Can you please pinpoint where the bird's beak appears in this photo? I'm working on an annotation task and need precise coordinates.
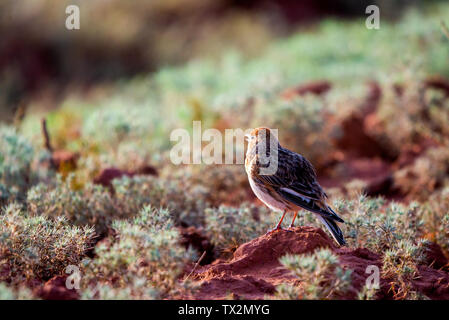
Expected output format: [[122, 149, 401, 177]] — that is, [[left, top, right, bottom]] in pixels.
[[244, 134, 250, 142]]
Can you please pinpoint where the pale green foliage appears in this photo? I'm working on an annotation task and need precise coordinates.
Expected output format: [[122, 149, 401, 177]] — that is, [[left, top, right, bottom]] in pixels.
[[335, 195, 423, 251], [0, 202, 94, 282], [112, 174, 209, 227], [26, 172, 211, 235], [357, 285, 379, 300], [82, 105, 157, 150], [393, 147, 449, 200], [205, 204, 278, 250], [0, 126, 34, 203], [423, 187, 449, 250], [27, 174, 117, 234], [82, 205, 196, 299], [182, 165, 249, 207], [382, 239, 426, 299], [0, 283, 35, 300], [82, 279, 158, 300], [279, 248, 352, 299], [270, 283, 301, 300], [250, 95, 336, 166]]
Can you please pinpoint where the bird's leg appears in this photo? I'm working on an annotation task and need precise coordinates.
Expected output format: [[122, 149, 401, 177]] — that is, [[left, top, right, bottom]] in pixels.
[[266, 210, 288, 234], [275, 210, 287, 229], [289, 211, 298, 229]]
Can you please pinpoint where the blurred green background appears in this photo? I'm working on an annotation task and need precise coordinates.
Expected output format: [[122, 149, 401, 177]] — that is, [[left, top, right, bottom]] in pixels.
[[0, 0, 445, 122]]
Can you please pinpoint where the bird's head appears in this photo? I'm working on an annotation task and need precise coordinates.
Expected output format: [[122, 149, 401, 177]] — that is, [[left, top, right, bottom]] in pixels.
[[245, 127, 279, 150]]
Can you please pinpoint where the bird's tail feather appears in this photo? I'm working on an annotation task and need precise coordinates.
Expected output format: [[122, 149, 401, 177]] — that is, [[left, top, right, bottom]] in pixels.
[[327, 206, 345, 223], [318, 216, 346, 246]]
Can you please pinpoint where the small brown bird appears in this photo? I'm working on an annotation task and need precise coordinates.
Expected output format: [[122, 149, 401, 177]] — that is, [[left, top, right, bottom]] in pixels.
[[245, 127, 346, 246]]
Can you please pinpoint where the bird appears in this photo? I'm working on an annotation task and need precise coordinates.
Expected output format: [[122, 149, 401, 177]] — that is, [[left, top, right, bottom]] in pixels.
[[244, 127, 346, 246]]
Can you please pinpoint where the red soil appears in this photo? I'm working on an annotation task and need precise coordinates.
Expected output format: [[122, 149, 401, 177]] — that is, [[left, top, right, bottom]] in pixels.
[[35, 275, 79, 300], [282, 80, 331, 99], [188, 227, 449, 300], [51, 150, 79, 170], [93, 165, 158, 188], [315, 79, 444, 201], [180, 226, 216, 265]]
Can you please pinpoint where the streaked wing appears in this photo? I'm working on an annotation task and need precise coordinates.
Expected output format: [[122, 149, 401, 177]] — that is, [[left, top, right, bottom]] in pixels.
[[253, 147, 343, 222], [277, 186, 343, 222], [253, 147, 323, 200], [257, 173, 319, 200]]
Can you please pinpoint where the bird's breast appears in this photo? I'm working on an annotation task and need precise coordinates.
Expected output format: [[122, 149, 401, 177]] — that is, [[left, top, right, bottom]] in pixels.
[[247, 176, 288, 212]]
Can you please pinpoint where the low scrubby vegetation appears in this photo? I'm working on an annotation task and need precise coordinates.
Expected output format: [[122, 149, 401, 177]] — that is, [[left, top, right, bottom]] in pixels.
[[1, 4, 449, 299], [0, 202, 94, 284], [276, 248, 352, 299], [81, 206, 196, 299]]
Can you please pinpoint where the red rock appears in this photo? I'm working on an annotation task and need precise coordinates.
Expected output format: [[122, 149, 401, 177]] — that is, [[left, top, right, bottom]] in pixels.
[[137, 165, 158, 176], [393, 139, 439, 170], [179, 226, 215, 265], [336, 247, 391, 299], [185, 227, 449, 299], [364, 174, 394, 198], [422, 242, 449, 270], [51, 150, 79, 170], [425, 76, 449, 96], [93, 165, 158, 188], [36, 276, 79, 300], [94, 168, 133, 187], [191, 227, 335, 299], [282, 80, 331, 100], [414, 266, 449, 299], [335, 114, 392, 159], [195, 275, 275, 300]]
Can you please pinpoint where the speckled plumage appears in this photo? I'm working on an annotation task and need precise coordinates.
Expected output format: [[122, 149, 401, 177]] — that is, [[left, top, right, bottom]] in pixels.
[[245, 127, 346, 246]]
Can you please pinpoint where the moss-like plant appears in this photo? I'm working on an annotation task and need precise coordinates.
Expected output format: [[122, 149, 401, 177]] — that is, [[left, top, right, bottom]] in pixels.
[[0, 202, 94, 283], [335, 195, 424, 252], [82, 205, 196, 299], [205, 204, 278, 251], [0, 283, 35, 300], [0, 126, 34, 203], [382, 239, 426, 300], [278, 248, 352, 299], [27, 174, 117, 235]]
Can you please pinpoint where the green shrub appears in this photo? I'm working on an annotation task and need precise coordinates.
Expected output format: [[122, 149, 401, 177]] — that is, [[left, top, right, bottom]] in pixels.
[[0, 282, 35, 300], [82, 205, 196, 299], [335, 195, 423, 251], [205, 204, 278, 251], [0, 202, 94, 283], [270, 283, 302, 300], [0, 126, 34, 203], [357, 285, 379, 300], [181, 165, 250, 208], [421, 187, 449, 250], [27, 174, 117, 234], [27, 172, 210, 234], [382, 239, 426, 300], [3, 3, 449, 301], [112, 174, 209, 227], [394, 147, 449, 201], [278, 248, 352, 299]]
